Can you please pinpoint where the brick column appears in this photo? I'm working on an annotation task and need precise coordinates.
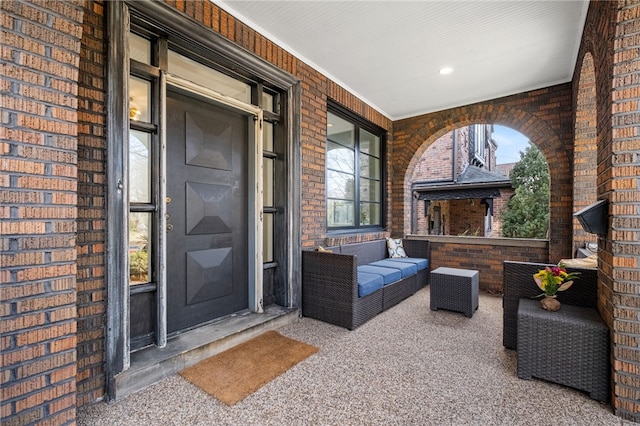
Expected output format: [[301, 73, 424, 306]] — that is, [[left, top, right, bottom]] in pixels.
[[1, 1, 84, 424], [610, 1, 640, 420]]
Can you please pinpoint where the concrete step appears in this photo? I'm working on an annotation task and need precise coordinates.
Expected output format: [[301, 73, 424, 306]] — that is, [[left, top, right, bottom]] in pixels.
[[113, 305, 299, 400]]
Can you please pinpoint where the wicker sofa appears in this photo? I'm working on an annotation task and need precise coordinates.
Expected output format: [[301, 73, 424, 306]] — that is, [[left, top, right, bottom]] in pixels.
[[302, 239, 430, 330], [502, 260, 599, 350]]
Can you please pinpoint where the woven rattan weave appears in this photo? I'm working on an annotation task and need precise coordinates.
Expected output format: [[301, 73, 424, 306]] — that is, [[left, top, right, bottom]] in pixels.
[[430, 267, 479, 317], [517, 298, 609, 402], [302, 239, 430, 329], [502, 261, 598, 350]]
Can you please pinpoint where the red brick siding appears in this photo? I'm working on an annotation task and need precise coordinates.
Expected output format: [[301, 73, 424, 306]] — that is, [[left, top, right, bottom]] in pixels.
[[0, 0, 84, 424], [612, 1, 640, 421], [424, 238, 548, 294], [75, 0, 106, 407], [448, 199, 486, 236], [393, 84, 574, 263], [4, 0, 639, 423], [573, 53, 598, 256], [575, 0, 640, 420], [411, 131, 455, 181]]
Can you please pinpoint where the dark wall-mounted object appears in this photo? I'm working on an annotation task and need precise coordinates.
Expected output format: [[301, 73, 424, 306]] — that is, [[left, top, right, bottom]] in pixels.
[[574, 199, 608, 236]]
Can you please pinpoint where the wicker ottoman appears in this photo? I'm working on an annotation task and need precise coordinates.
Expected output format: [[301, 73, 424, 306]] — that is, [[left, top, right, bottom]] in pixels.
[[430, 267, 479, 317], [517, 298, 609, 402]]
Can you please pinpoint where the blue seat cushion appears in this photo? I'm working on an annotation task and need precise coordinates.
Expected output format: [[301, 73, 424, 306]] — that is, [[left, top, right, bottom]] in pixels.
[[370, 259, 418, 278], [358, 265, 402, 285], [357, 271, 384, 298], [386, 257, 429, 270]]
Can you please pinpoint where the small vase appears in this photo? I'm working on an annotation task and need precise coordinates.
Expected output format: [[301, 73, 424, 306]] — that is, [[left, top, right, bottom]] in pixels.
[[540, 295, 561, 311]]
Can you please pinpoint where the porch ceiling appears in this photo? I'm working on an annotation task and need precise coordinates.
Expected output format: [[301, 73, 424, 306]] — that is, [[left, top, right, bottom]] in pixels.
[[214, 0, 589, 120]]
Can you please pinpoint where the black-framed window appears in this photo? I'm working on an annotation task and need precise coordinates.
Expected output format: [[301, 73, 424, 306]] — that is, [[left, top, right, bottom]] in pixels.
[[326, 104, 384, 231]]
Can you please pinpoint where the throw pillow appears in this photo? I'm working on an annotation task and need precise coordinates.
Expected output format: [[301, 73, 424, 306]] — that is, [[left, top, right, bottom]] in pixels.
[[386, 238, 407, 258]]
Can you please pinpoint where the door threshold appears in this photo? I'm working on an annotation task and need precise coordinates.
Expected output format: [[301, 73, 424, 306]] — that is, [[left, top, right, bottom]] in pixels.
[[112, 305, 299, 401]]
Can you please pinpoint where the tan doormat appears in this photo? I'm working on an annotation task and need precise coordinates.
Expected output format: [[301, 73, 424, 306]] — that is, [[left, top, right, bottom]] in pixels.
[[179, 330, 319, 406]]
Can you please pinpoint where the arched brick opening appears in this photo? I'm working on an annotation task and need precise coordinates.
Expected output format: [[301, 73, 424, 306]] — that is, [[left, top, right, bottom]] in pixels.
[[573, 53, 598, 256], [409, 125, 532, 238], [393, 89, 574, 262]]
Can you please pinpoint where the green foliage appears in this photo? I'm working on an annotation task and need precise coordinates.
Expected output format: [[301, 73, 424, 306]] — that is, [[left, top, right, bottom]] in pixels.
[[502, 142, 550, 239], [129, 249, 149, 281]]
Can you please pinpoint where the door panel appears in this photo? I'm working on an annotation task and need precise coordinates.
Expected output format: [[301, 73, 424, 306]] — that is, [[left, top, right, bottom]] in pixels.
[[165, 88, 248, 334]]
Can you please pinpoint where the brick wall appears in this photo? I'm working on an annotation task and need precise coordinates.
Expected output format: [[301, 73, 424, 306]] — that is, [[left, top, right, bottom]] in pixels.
[[448, 199, 486, 236], [573, 52, 598, 256], [1, 1, 84, 424], [411, 131, 455, 181], [4, 0, 639, 423], [75, 0, 106, 407], [393, 84, 574, 263], [575, 0, 640, 420], [612, 1, 640, 418], [411, 236, 548, 294], [612, 1, 639, 421]]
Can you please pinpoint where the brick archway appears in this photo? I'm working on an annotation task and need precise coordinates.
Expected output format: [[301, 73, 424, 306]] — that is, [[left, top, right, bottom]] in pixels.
[[573, 52, 598, 255], [393, 85, 574, 261]]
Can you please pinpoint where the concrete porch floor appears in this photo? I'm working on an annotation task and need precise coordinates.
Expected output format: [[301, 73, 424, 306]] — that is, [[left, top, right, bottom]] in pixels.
[[81, 289, 631, 425]]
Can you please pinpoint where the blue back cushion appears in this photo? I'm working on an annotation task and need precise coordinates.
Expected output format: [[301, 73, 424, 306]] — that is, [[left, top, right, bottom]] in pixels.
[[357, 271, 384, 297]]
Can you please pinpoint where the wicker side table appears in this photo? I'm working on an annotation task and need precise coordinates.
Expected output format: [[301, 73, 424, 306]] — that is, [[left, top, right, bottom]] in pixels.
[[517, 298, 609, 402], [430, 267, 479, 317]]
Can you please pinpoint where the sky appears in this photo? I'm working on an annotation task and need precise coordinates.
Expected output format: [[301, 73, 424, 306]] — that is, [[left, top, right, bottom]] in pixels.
[[492, 125, 530, 165]]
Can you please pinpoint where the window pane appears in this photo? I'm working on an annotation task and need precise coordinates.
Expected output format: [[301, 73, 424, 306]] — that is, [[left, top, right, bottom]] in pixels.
[[327, 170, 355, 200], [327, 112, 355, 148], [262, 92, 274, 112], [128, 32, 150, 64], [360, 203, 381, 226], [360, 129, 380, 157], [328, 200, 354, 227], [326, 108, 384, 230], [360, 153, 380, 179], [129, 130, 151, 203], [129, 212, 152, 285], [327, 142, 354, 173], [360, 177, 380, 202], [263, 157, 273, 207], [168, 50, 252, 104], [129, 76, 151, 122], [263, 212, 273, 263], [263, 121, 274, 152]]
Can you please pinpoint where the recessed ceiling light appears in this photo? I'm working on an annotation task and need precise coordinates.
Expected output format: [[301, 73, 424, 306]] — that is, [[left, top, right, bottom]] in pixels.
[[439, 67, 454, 75]]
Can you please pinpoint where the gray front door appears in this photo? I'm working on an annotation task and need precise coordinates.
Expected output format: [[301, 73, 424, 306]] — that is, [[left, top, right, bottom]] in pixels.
[[165, 88, 249, 334]]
